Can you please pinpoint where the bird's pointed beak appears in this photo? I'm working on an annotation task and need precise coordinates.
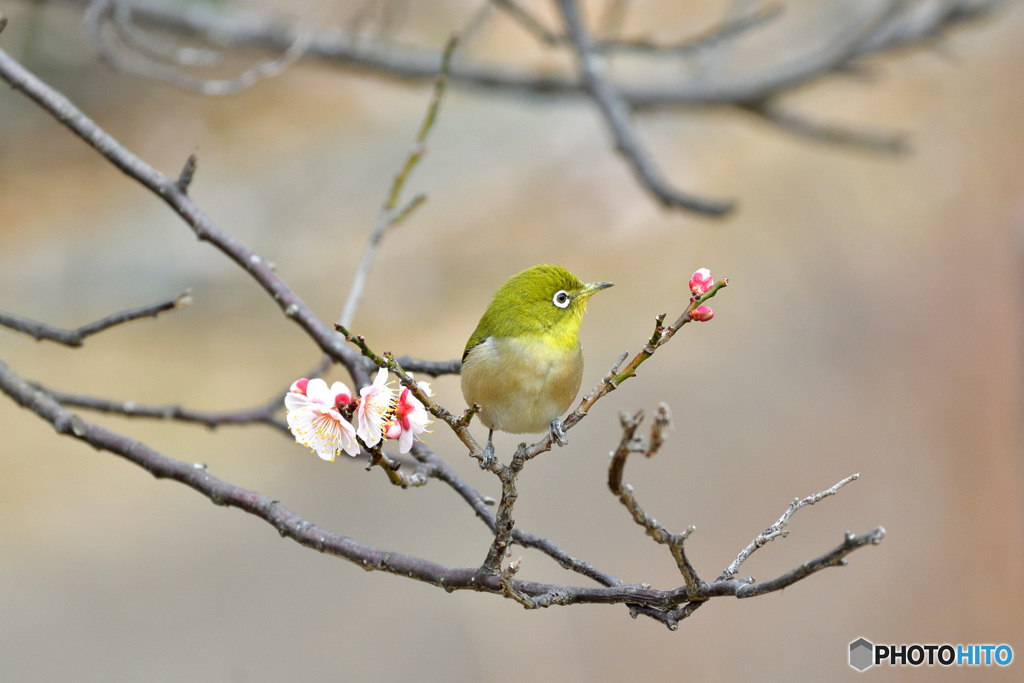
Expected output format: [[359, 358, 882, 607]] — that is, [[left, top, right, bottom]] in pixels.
[[579, 281, 614, 299]]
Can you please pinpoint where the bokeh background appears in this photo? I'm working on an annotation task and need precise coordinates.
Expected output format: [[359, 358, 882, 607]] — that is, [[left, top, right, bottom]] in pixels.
[[1, 0, 1021, 680]]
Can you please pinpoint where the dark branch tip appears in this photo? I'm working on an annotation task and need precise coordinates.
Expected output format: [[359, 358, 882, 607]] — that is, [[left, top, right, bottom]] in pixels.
[[176, 153, 198, 193]]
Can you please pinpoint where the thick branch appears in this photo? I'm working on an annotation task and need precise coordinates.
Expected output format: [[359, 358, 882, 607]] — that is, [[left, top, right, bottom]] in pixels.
[[480, 451, 526, 573]]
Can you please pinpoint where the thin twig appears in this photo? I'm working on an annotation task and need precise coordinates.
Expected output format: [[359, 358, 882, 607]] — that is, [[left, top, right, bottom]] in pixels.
[[392, 355, 460, 377], [365, 443, 430, 487], [0, 291, 190, 346], [609, 410, 701, 590], [719, 473, 862, 580], [31, 381, 289, 433], [743, 101, 909, 154], [522, 279, 727, 461], [334, 324, 481, 456], [495, 0, 781, 57], [338, 34, 457, 329], [731, 528, 886, 598]]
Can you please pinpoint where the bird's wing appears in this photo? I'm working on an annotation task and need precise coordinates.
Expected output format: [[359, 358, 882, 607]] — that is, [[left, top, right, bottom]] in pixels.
[[462, 334, 490, 363]]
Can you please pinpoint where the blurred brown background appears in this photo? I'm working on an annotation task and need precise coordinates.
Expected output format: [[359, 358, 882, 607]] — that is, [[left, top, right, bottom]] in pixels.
[[1, 1, 1021, 680]]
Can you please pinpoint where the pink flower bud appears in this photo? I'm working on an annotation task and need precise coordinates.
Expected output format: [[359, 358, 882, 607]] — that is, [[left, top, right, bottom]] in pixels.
[[690, 305, 714, 322], [290, 378, 310, 395], [385, 422, 403, 440], [689, 268, 713, 296], [334, 392, 352, 408]]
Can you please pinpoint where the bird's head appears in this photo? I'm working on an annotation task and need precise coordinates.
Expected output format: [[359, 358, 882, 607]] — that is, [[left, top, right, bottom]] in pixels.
[[480, 264, 613, 341]]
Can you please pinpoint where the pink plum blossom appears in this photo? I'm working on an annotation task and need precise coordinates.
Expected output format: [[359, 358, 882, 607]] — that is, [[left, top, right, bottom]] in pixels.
[[690, 305, 714, 322], [386, 385, 433, 454], [689, 268, 714, 297]]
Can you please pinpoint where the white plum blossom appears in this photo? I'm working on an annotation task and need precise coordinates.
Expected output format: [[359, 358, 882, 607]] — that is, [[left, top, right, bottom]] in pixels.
[[284, 378, 360, 460], [286, 369, 435, 462], [355, 367, 394, 448]]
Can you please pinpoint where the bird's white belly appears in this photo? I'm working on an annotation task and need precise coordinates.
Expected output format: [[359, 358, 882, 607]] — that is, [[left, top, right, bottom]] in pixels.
[[461, 336, 583, 434]]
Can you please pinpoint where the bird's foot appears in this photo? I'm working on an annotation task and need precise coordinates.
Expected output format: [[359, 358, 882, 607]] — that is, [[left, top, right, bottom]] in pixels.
[[549, 418, 568, 447], [475, 430, 496, 469]]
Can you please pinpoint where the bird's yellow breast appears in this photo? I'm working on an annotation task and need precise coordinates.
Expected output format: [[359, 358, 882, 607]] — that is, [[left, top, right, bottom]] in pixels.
[[461, 335, 583, 434]]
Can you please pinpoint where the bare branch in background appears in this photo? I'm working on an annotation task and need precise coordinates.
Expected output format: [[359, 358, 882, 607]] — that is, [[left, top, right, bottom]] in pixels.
[[741, 101, 909, 153], [0, 291, 190, 346], [50, 0, 998, 106], [84, 0, 313, 96], [556, 0, 734, 215], [339, 35, 457, 329], [490, 0, 561, 46], [498, 0, 783, 56], [39, 0, 1001, 215]]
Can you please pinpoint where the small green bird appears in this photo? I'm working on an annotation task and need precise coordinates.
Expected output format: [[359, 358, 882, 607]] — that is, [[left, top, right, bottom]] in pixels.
[[461, 264, 613, 466]]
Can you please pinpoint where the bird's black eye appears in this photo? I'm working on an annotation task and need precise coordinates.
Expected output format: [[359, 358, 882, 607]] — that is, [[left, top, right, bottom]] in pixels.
[[552, 290, 570, 308]]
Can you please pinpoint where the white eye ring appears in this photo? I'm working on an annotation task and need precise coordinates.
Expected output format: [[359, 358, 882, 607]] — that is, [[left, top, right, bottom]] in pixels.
[[552, 290, 570, 308]]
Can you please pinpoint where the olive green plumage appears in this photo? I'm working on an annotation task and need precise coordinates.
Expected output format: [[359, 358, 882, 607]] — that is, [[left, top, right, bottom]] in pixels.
[[461, 264, 612, 454]]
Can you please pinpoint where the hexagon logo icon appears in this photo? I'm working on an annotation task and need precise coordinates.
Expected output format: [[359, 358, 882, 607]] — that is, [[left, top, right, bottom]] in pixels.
[[850, 637, 874, 671]]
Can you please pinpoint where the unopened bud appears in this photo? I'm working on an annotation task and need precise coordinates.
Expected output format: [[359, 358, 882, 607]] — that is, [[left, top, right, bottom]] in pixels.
[[290, 378, 310, 395], [690, 305, 714, 322], [689, 268, 713, 296]]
